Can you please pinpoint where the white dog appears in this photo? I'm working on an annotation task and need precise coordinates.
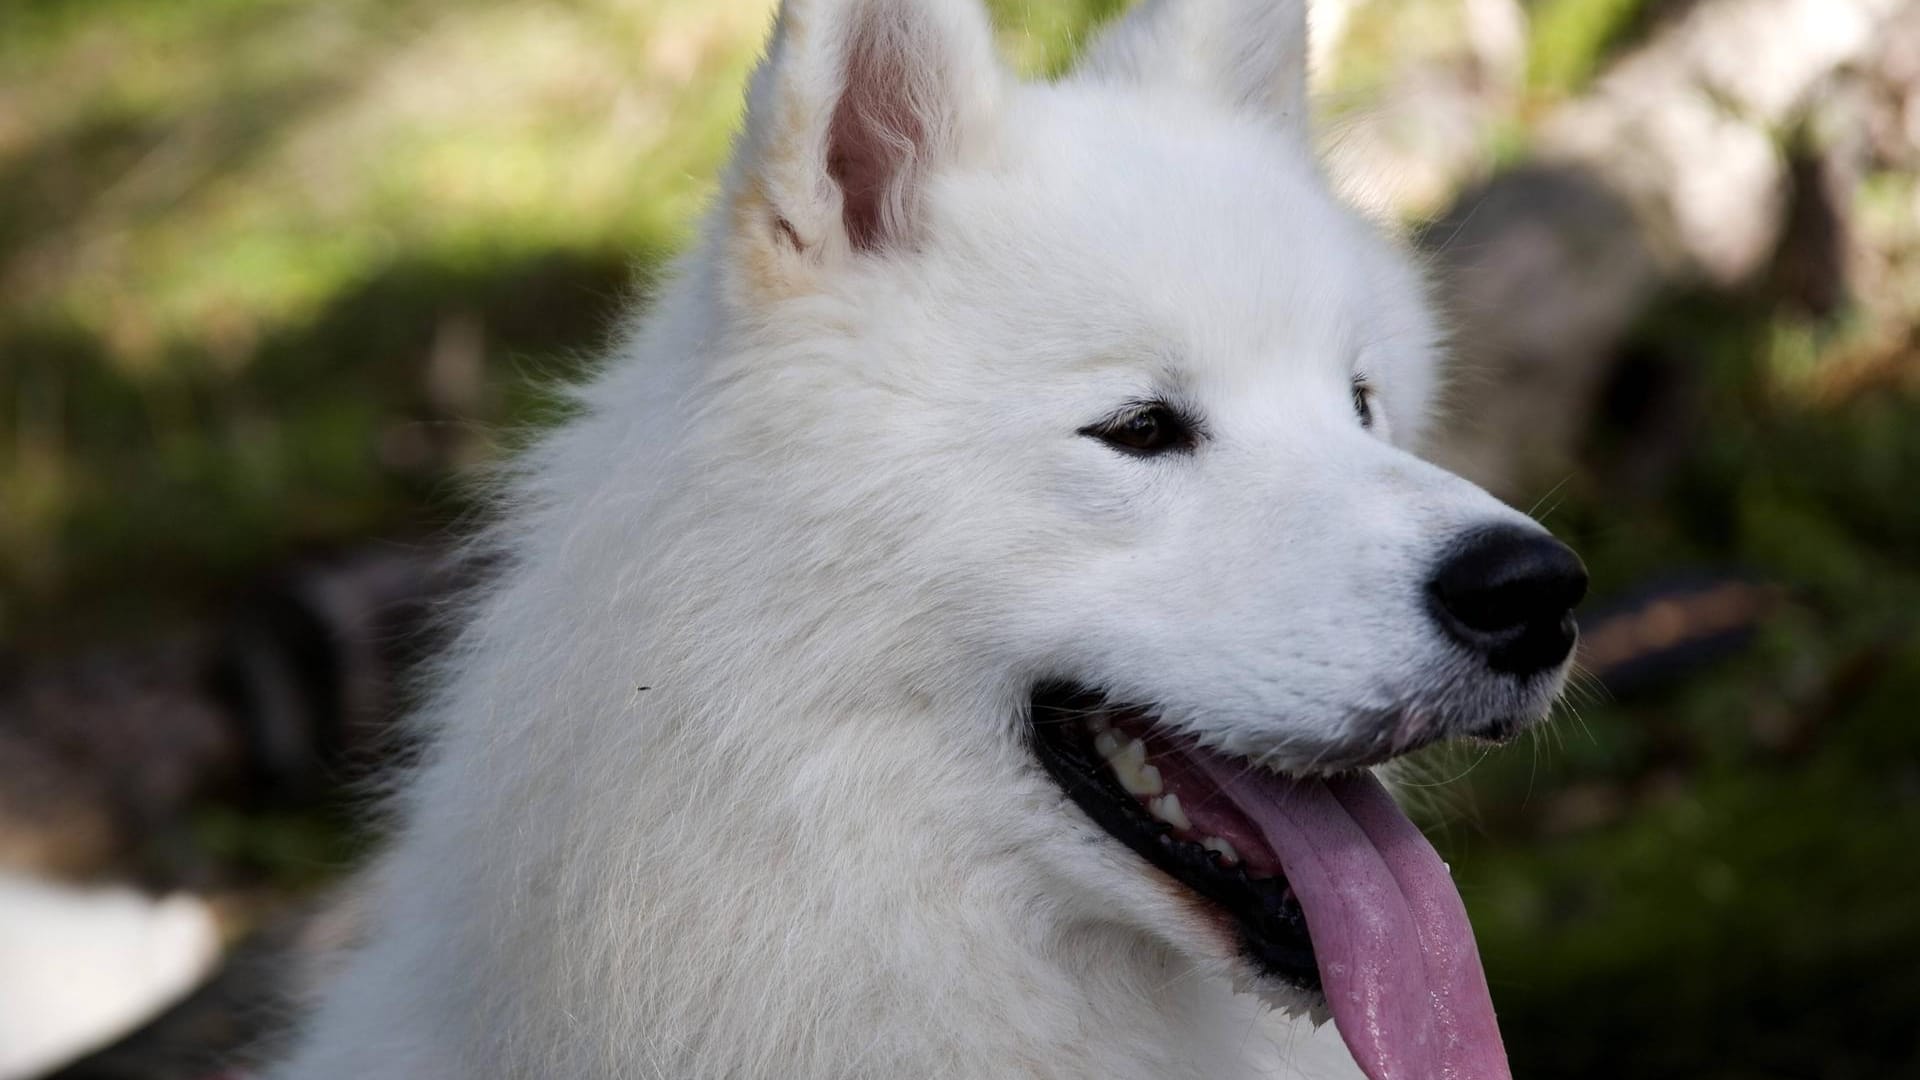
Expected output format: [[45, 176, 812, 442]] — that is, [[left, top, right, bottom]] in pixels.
[[270, 1, 1585, 1077]]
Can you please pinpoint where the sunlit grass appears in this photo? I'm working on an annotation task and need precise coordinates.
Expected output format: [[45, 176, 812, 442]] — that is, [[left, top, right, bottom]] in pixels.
[[1527, 0, 1656, 95]]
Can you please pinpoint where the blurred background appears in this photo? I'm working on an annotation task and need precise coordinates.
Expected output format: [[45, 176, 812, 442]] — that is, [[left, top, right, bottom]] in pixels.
[[2, 0, 1918, 1076]]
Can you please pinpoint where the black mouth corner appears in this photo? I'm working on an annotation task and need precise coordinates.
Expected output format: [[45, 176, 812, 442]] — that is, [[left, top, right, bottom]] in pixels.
[[1026, 681, 1321, 995]]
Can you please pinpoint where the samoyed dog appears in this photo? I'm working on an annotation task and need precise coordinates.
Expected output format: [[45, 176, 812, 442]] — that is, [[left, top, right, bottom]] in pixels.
[[271, 0, 1586, 1077]]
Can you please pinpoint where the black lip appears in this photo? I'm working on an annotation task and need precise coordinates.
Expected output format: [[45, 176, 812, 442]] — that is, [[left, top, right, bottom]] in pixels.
[[1027, 682, 1321, 994]]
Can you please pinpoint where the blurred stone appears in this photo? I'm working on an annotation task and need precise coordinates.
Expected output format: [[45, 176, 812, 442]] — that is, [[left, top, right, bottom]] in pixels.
[[1540, 0, 1905, 285], [0, 643, 243, 881], [0, 546, 452, 885], [0, 872, 220, 1080], [43, 895, 362, 1080], [207, 546, 451, 808], [1816, 3, 1920, 333], [1422, 166, 1661, 499], [1422, 0, 1918, 496]]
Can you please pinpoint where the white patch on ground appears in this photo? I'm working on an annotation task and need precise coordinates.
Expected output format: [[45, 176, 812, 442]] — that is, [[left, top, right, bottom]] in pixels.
[[0, 870, 219, 1080]]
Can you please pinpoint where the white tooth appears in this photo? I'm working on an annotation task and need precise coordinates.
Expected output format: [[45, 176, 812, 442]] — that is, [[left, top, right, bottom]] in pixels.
[[1138, 763, 1163, 795], [1117, 760, 1163, 797], [1094, 731, 1122, 760], [1148, 793, 1190, 830], [1117, 738, 1147, 771], [1202, 837, 1241, 865]]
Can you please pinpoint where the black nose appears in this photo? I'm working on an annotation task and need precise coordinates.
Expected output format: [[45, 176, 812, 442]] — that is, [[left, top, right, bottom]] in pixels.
[[1428, 525, 1588, 676]]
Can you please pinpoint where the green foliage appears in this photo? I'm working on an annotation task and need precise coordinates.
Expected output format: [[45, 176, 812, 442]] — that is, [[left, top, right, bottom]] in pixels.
[[1527, 0, 1656, 94], [192, 802, 370, 890], [0, 0, 753, 641]]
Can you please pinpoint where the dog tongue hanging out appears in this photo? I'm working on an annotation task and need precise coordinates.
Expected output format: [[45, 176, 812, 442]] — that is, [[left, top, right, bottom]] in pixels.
[[1035, 697, 1532, 1079], [268, 2, 1585, 1078]]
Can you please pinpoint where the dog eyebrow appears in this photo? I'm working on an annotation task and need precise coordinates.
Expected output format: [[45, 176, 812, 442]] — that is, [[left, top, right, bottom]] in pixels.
[[1148, 356, 1197, 397], [1146, 359, 1212, 424]]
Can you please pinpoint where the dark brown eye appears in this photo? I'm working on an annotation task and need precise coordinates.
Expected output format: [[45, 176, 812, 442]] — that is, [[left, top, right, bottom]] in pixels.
[[1351, 377, 1375, 429], [1081, 402, 1199, 457]]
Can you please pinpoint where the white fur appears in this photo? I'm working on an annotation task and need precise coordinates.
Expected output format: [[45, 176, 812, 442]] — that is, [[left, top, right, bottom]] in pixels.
[[270, 2, 1558, 1077]]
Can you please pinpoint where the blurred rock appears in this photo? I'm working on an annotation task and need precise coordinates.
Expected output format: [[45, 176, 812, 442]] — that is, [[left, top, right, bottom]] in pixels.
[[1421, 0, 1917, 497], [0, 872, 220, 1080], [0, 644, 242, 881], [1541, 0, 1905, 284], [0, 545, 452, 1076], [207, 546, 451, 809], [0, 547, 452, 886], [1816, 2, 1920, 332], [1423, 165, 1661, 499], [44, 895, 363, 1080]]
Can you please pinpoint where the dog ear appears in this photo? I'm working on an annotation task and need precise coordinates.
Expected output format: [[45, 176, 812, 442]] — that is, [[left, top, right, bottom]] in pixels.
[[1073, 0, 1310, 142], [725, 0, 1002, 283]]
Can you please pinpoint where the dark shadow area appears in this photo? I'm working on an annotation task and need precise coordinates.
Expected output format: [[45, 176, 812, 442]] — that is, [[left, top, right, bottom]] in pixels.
[[0, 246, 652, 649], [1445, 292, 1920, 1080]]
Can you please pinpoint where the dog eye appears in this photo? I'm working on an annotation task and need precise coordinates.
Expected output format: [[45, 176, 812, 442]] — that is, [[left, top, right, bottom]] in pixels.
[[1081, 402, 1198, 457], [1351, 377, 1375, 429]]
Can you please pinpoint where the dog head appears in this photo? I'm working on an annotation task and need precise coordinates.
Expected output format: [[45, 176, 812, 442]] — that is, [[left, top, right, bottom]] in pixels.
[[685, 0, 1583, 1045]]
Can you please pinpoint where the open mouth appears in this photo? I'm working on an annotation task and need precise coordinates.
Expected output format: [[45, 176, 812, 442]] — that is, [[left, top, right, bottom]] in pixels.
[[1029, 683, 1321, 989], [1028, 681, 1514, 1080]]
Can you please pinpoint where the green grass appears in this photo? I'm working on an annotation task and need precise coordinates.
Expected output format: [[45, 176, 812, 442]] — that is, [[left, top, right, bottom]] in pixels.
[[1527, 0, 1659, 95]]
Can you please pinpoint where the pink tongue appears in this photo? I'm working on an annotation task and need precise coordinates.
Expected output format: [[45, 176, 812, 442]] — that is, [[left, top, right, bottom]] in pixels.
[[1189, 758, 1511, 1080]]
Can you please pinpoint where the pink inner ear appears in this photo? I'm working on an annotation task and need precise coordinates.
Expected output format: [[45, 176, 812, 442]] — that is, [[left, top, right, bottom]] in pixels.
[[826, 14, 930, 252]]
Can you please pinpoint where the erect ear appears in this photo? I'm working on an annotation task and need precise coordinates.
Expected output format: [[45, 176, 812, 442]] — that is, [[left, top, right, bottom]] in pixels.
[[724, 0, 1002, 282], [1072, 0, 1310, 141]]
